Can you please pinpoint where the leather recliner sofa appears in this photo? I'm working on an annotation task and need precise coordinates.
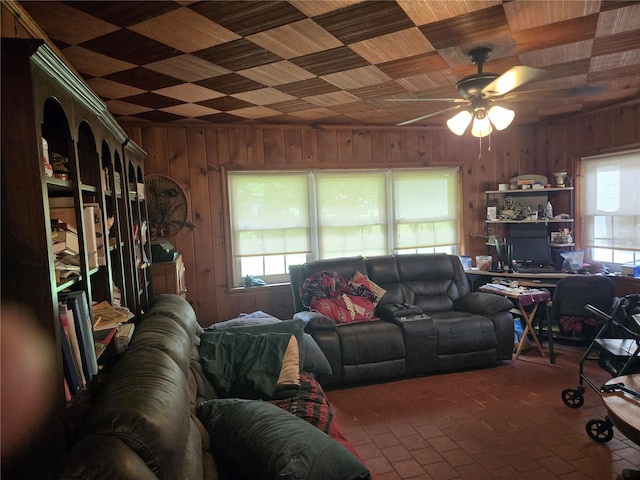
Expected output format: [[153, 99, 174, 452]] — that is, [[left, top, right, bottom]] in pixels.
[[290, 254, 515, 388]]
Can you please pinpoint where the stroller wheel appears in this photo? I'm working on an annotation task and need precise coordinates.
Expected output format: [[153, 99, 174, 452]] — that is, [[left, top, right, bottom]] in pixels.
[[586, 418, 614, 443], [562, 387, 585, 408]]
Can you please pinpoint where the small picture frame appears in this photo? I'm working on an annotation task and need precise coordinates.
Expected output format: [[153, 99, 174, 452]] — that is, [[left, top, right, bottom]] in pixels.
[[550, 232, 562, 244]]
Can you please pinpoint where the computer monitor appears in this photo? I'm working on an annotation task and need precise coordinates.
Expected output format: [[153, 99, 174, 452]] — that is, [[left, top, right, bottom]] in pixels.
[[506, 236, 552, 268]]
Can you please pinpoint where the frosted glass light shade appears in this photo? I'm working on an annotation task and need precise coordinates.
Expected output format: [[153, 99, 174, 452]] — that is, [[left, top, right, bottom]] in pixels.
[[446, 110, 473, 136], [487, 105, 515, 130], [471, 116, 493, 138]]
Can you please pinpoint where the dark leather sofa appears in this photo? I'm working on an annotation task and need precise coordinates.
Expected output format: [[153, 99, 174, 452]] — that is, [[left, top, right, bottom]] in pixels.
[[56, 294, 369, 480], [290, 254, 515, 388]]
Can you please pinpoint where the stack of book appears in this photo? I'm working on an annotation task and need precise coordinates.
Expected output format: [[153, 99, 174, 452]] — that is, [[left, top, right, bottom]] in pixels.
[[58, 290, 98, 397], [52, 221, 80, 281]]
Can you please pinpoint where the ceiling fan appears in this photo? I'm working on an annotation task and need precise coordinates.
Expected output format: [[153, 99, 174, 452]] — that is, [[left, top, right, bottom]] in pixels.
[[390, 47, 600, 136]]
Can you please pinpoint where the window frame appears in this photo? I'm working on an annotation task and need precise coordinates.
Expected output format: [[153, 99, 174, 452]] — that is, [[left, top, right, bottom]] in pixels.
[[223, 166, 462, 287]]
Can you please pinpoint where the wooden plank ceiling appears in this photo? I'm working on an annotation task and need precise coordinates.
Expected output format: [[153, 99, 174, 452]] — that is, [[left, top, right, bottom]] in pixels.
[[19, 0, 640, 128]]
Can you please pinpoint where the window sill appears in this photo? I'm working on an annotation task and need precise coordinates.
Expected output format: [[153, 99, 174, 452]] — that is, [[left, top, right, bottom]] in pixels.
[[227, 282, 291, 296]]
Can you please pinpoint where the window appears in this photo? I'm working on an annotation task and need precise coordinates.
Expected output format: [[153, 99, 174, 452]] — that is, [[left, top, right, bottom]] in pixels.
[[227, 168, 460, 285], [582, 150, 640, 268]]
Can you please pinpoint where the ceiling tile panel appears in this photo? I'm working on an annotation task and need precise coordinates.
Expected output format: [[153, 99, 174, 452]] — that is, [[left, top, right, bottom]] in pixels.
[[86, 78, 145, 100], [321, 66, 391, 90], [504, 0, 601, 31], [153, 84, 225, 103], [66, 1, 181, 27], [193, 39, 281, 71], [291, 47, 369, 76], [80, 29, 181, 65], [232, 88, 297, 106], [228, 106, 281, 120], [131, 110, 186, 122], [512, 15, 599, 53], [314, 1, 415, 44], [595, 4, 640, 37], [419, 5, 510, 50], [197, 96, 254, 112], [60, 46, 134, 77], [195, 74, 265, 95], [398, 0, 501, 26], [378, 52, 450, 79], [20, 2, 119, 45], [239, 61, 316, 87], [277, 78, 340, 97], [247, 19, 342, 59], [105, 67, 182, 91], [104, 99, 151, 116], [350, 81, 408, 100], [268, 99, 317, 113], [519, 41, 594, 68], [349, 28, 435, 64], [289, 0, 364, 17], [144, 55, 230, 83], [119, 92, 184, 109], [592, 30, 640, 57], [188, 1, 306, 36], [128, 8, 241, 52], [159, 104, 221, 117]]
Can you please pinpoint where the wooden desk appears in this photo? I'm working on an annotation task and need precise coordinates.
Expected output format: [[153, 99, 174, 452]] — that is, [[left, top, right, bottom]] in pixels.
[[479, 284, 552, 361], [466, 269, 572, 289]]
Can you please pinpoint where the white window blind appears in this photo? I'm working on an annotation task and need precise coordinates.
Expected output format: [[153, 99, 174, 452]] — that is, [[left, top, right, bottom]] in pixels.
[[393, 169, 459, 250], [316, 171, 387, 258], [582, 150, 640, 265], [229, 172, 310, 256]]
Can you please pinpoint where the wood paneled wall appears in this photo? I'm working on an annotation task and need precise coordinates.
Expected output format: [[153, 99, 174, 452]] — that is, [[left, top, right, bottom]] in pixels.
[[127, 103, 639, 326]]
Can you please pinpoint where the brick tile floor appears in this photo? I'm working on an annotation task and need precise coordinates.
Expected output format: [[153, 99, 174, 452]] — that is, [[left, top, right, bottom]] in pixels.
[[326, 342, 640, 479]]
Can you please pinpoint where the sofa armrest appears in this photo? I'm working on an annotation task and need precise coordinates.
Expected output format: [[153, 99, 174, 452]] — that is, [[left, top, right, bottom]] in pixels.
[[376, 303, 424, 322], [453, 292, 513, 315], [293, 311, 337, 331]]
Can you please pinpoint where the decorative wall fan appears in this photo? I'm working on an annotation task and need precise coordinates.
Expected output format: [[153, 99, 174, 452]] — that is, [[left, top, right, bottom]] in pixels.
[[145, 174, 192, 242], [391, 47, 602, 136]]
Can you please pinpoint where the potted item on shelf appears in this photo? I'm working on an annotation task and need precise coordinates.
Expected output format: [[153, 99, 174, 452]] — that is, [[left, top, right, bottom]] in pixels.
[[498, 196, 523, 219]]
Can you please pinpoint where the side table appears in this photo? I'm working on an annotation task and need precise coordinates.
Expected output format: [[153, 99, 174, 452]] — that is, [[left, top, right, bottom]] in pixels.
[[480, 284, 553, 362]]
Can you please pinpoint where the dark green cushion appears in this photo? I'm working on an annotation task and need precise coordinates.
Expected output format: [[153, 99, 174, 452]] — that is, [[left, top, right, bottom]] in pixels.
[[199, 331, 291, 399], [197, 399, 371, 480], [207, 319, 306, 371]]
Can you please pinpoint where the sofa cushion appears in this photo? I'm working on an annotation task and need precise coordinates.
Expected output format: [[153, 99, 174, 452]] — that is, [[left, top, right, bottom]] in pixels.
[[302, 333, 332, 375], [429, 312, 497, 354], [197, 399, 371, 480], [200, 331, 296, 399]]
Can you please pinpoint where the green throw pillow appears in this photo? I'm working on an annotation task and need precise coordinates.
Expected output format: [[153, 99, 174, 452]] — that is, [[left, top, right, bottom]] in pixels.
[[197, 399, 371, 480]]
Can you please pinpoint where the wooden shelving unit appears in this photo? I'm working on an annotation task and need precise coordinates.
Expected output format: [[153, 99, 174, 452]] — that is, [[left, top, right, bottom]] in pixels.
[[1, 38, 152, 478]]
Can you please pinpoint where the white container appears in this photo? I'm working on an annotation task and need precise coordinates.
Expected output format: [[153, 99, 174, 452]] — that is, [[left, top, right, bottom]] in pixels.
[[476, 255, 492, 271]]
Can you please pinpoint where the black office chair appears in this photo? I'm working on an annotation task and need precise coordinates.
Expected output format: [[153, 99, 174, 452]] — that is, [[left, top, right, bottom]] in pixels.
[[549, 275, 616, 341]]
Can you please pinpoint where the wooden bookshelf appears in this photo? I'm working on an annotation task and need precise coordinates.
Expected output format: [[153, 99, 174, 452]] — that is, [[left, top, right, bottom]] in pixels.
[[1, 38, 152, 478]]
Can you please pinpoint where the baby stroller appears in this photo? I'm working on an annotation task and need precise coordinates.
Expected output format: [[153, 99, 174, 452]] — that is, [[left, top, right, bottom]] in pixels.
[[561, 294, 640, 443]]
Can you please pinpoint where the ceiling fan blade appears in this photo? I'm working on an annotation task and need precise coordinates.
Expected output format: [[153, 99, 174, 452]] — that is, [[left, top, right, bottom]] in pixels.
[[397, 105, 461, 126], [481, 65, 545, 97], [386, 98, 465, 103], [502, 85, 605, 101]]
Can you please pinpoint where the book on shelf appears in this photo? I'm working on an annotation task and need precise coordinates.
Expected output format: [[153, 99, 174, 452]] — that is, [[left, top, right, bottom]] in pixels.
[[51, 222, 79, 255], [82, 204, 99, 268], [61, 291, 98, 382], [93, 326, 117, 359], [84, 203, 106, 267], [116, 323, 135, 353], [92, 300, 133, 331], [59, 302, 86, 391]]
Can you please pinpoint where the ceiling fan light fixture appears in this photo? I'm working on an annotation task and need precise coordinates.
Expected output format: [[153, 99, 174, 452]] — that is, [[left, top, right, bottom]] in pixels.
[[487, 105, 515, 130], [471, 115, 493, 138], [446, 110, 473, 136]]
